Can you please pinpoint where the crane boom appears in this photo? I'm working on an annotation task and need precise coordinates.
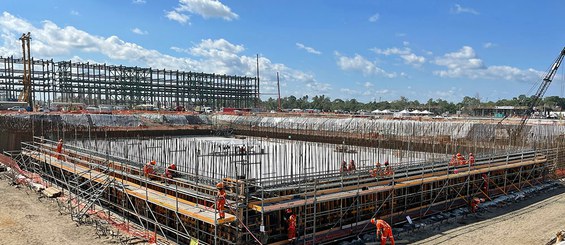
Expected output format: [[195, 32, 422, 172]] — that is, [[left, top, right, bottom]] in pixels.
[[516, 46, 565, 135]]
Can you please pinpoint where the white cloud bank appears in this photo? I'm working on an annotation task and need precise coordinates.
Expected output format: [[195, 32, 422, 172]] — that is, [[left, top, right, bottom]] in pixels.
[[372, 47, 426, 66], [433, 46, 541, 82], [167, 0, 238, 24], [335, 52, 397, 78], [0, 11, 323, 96]]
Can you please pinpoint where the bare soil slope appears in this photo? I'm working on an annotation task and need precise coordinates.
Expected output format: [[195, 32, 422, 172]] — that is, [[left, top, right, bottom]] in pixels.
[[0, 175, 115, 245], [405, 183, 565, 245]]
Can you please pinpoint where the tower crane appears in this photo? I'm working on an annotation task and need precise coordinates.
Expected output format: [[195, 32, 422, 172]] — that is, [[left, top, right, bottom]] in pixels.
[[18, 32, 32, 108], [506, 46, 565, 140]]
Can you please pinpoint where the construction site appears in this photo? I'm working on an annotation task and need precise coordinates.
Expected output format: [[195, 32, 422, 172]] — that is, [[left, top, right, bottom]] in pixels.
[[1, 33, 565, 245]]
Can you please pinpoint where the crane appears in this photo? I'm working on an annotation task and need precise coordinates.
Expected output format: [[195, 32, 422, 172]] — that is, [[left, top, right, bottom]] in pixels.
[[18, 32, 32, 108], [508, 46, 565, 140]]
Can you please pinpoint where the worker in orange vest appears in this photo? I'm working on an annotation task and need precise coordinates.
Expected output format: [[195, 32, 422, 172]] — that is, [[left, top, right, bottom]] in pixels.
[[216, 182, 226, 219], [56, 139, 63, 160], [449, 154, 457, 166], [370, 161, 382, 177], [468, 153, 475, 166], [348, 159, 356, 172], [165, 163, 177, 178], [143, 160, 156, 179], [285, 208, 297, 243], [371, 218, 395, 245], [456, 153, 466, 165]]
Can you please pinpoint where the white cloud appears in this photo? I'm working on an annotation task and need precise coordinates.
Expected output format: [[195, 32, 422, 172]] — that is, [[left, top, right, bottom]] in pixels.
[[132, 0, 146, 4], [372, 47, 426, 66], [483, 42, 496, 48], [335, 52, 397, 78], [166, 10, 190, 24], [70, 10, 80, 16], [364, 82, 374, 88], [296, 43, 321, 55], [433, 46, 542, 82], [131, 28, 148, 35], [167, 0, 238, 24], [368, 13, 379, 22], [0, 11, 318, 97], [340, 88, 361, 96], [451, 4, 479, 15], [307, 82, 331, 93], [402, 41, 410, 46]]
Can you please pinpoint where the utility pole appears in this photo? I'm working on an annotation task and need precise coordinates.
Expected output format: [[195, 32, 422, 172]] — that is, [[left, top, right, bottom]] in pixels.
[[277, 72, 281, 112]]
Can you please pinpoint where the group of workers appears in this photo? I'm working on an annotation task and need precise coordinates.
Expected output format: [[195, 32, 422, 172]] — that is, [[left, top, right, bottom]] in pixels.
[[340, 159, 357, 173], [143, 160, 178, 180], [449, 152, 475, 166], [369, 160, 394, 177]]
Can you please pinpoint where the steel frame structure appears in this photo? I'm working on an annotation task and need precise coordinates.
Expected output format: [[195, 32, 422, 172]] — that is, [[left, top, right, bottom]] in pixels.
[[0, 56, 259, 109]]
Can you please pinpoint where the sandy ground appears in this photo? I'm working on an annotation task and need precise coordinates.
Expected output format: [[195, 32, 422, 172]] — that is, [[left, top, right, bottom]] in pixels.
[[0, 174, 116, 245], [402, 183, 565, 245]]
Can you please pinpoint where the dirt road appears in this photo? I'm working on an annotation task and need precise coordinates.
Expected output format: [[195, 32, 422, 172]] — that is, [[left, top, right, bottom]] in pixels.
[[0, 174, 115, 245], [405, 183, 565, 245]]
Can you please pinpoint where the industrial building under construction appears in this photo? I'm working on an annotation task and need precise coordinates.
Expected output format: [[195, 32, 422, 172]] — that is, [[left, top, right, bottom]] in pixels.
[[1, 46, 565, 245]]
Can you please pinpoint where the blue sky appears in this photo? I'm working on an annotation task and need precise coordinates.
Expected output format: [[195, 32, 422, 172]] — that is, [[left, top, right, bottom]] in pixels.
[[1, 0, 565, 103]]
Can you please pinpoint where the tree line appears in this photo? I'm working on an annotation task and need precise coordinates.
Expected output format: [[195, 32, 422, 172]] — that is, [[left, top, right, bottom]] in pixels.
[[261, 95, 565, 114]]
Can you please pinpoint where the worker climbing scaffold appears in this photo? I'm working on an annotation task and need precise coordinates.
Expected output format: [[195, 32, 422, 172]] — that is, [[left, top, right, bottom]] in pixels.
[[216, 182, 226, 219], [371, 217, 395, 245]]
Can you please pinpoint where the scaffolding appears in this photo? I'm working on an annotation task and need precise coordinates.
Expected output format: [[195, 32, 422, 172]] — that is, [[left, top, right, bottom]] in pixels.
[[2, 114, 565, 244]]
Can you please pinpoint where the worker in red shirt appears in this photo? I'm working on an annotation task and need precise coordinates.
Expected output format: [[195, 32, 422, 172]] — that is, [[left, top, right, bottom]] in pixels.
[[143, 160, 156, 179], [165, 163, 177, 178], [470, 197, 484, 214], [216, 182, 226, 219], [348, 159, 356, 172], [56, 139, 63, 160], [371, 218, 395, 245], [285, 208, 297, 243], [468, 153, 475, 166]]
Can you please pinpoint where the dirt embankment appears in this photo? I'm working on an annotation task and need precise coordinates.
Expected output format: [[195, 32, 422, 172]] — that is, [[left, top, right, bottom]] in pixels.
[[403, 183, 565, 245], [0, 175, 116, 245]]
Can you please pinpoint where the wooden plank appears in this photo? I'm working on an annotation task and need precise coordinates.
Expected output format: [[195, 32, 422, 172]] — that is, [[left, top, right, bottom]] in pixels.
[[28, 151, 235, 225]]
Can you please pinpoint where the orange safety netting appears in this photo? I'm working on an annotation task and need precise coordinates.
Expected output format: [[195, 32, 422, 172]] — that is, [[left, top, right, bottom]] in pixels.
[[0, 154, 46, 186]]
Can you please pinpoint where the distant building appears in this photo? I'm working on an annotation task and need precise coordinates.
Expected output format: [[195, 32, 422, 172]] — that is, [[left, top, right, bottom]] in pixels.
[[472, 106, 528, 117]]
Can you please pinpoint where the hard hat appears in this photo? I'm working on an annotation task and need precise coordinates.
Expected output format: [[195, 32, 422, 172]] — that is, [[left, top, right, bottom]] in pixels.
[[170, 163, 176, 167], [216, 182, 224, 189], [469, 152, 473, 156], [370, 218, 376, 225], [286, 208, 292, 214], [456, 153, 461, 156], [151, 160, 156, 165]]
